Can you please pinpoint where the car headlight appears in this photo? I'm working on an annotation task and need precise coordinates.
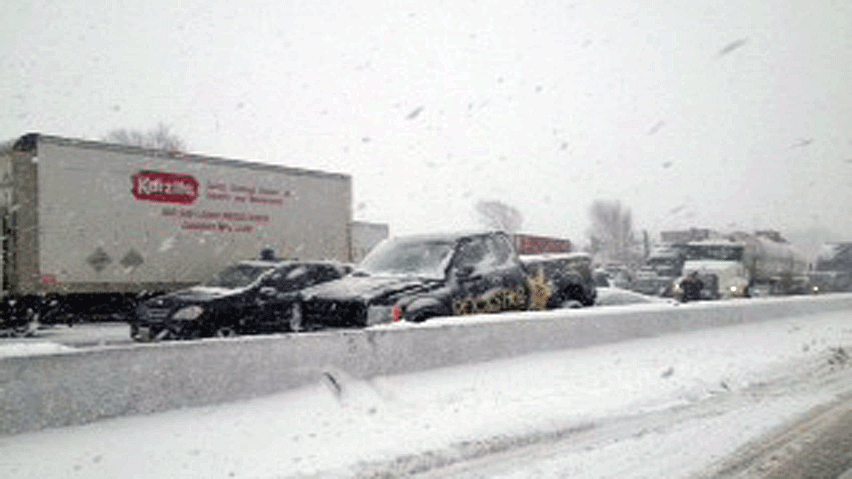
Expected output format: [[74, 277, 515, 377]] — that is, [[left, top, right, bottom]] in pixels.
[[730, 286, 738, 292], [172, 305, 204, 320]]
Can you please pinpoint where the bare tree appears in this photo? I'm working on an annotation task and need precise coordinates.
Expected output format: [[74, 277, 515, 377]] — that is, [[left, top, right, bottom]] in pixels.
[[587, 199, 634, 262], [475, 200, 523, 233], [103, 123, 187, 152]]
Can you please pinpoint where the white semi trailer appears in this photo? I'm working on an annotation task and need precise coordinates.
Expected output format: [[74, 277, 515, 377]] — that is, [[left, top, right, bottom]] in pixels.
[[0, 133, 351, 327], [674, 232, 809, 299]]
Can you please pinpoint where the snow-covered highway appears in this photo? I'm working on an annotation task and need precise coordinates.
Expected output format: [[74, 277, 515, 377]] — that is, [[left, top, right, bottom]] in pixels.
[[1, 304, 850, 478]]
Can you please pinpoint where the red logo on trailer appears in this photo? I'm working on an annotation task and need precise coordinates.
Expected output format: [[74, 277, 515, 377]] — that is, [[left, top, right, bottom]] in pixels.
[[131, 171, 199, 205]]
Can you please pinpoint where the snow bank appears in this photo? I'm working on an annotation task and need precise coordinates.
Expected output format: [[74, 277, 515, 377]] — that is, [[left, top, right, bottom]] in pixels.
[[0, 342, 76, 358], [2, 294, 852, 437], [1, 310, 850, 478]]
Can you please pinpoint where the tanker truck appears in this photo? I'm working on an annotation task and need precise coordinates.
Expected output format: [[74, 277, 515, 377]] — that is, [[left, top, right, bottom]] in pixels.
[[673, 232, 808, 300]]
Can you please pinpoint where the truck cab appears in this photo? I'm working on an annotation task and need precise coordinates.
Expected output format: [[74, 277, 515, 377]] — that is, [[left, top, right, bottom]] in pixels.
[[675, 242, 750, 299]]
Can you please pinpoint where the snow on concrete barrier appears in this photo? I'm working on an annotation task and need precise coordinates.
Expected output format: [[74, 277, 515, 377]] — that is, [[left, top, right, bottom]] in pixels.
[[2, 294, 852, 436]]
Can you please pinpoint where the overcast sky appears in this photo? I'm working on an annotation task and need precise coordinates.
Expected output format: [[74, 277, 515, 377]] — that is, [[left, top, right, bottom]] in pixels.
[[2, 0, 851, 243]]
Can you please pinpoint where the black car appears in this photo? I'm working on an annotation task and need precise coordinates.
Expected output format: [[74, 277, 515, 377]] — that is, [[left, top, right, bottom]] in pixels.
[[293, 231, 532, 329], [131, 259, 351, 341], [519, 252, 597, 307]]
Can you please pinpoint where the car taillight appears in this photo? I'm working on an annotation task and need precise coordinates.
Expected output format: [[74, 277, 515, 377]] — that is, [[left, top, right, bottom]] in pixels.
[[392, 305, 403, 322]]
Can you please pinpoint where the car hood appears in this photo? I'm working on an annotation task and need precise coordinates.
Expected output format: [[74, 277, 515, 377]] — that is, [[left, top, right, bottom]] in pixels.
[[146, 286, 246, 306], [301, 275, 441, 303]]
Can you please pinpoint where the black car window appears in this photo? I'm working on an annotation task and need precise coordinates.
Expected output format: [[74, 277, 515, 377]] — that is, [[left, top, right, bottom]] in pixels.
[[207, 264, 276, 288], [262, 265, 311, 292], [311, 265, 342, 284]]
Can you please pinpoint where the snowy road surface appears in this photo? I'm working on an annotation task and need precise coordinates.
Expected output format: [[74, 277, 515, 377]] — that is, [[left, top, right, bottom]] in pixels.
[[1, 309, 851, 478]]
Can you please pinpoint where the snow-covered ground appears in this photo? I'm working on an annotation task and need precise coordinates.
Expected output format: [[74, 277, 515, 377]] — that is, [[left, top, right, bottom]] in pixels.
[[1, 310, 851, 478], [594, 286, 675, 306], [0, 341, 76, 358]]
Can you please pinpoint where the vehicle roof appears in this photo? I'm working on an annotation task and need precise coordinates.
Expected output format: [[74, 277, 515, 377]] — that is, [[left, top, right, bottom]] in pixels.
[[13, 133, 351, 181], [519, 252, 591, 262], [236, 259, 346, 268], [384, 230, 506, 244]]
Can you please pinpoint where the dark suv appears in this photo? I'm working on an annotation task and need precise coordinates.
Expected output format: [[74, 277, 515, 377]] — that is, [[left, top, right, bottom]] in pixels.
[[519, 252, 597, 307], [294, 231, 532, 329], [131, 259, 351, 341]]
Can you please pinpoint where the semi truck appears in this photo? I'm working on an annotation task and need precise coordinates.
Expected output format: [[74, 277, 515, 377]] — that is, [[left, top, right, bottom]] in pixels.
[[673, 232, 808, 300], [0, 133, 352, 330], [629, 245, 686, 296]]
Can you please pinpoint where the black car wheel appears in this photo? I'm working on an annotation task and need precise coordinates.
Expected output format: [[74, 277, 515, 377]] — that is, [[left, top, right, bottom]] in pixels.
[[214, 326, 237, 338], [180, 322, 203, 340]]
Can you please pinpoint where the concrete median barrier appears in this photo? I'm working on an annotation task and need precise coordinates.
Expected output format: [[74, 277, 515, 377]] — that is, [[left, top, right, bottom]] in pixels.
[[2, 294, 852, 435]]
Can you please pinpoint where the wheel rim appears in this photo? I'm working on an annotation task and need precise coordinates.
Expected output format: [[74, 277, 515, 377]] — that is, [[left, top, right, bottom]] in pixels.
[[215, 326, 236, 338]]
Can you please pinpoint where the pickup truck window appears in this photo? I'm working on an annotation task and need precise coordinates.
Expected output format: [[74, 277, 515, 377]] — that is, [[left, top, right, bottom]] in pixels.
[[455, 236, 499, 275], [489, 234, 513, 265]]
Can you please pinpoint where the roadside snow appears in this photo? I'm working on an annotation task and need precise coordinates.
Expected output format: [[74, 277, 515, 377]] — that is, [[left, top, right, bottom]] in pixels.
[[594, 286, 674, 306], [0, 341, 76, 358], [1, 310, 851, 478]]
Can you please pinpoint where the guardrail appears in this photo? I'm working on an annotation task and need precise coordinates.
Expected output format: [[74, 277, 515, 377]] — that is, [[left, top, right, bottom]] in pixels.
[[2, 294, 852, 436]]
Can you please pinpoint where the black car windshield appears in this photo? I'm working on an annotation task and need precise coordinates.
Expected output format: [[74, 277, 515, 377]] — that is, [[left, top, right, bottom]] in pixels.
[[205, 264, 276, 288], [357, 239, 454, 279]]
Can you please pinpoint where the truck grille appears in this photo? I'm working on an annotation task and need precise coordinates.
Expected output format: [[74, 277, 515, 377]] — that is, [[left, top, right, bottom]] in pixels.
[[302, 300, 367, 327]]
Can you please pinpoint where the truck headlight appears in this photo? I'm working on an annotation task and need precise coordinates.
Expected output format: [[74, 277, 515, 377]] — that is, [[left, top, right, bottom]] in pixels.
[[173, 305, 204, 320]]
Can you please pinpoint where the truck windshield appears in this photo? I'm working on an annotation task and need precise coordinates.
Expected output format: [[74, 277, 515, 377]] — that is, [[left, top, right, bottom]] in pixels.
[[684, 245, 744, 261], [357, 239, 454, 279], [645, 257, 681, 276], [206, 264, 276, 288]]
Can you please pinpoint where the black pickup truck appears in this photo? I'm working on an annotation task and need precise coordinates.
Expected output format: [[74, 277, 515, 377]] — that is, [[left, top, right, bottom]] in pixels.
[[293, 230, 595, 330]]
